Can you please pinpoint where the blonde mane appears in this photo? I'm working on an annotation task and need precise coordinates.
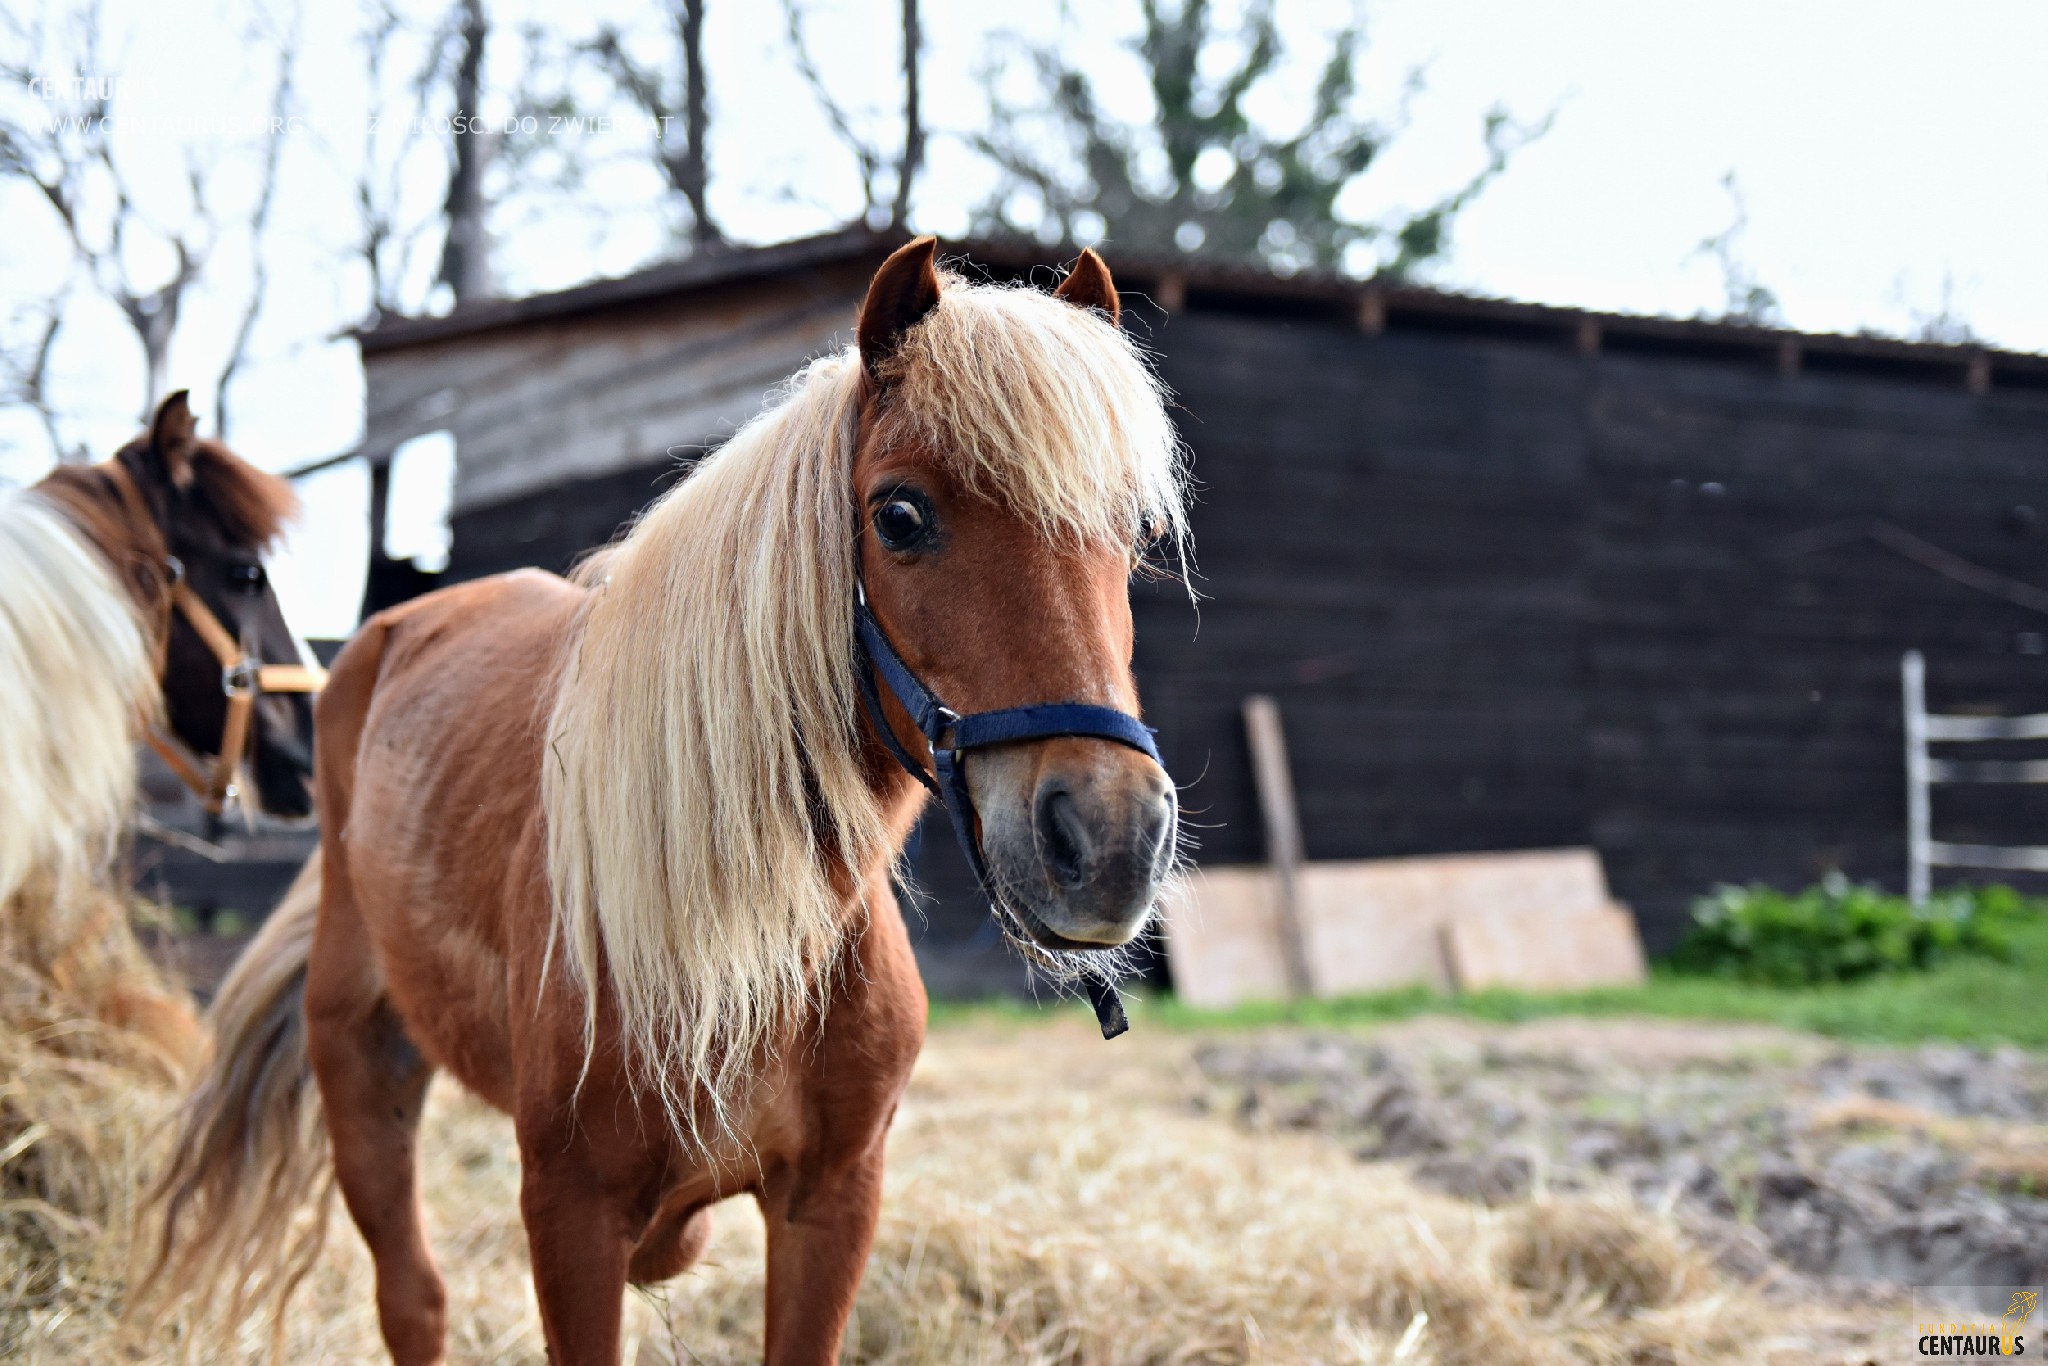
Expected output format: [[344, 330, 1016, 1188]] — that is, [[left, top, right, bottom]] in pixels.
[[542, 274, 1187, 1143], [0, 489, 155, 911]]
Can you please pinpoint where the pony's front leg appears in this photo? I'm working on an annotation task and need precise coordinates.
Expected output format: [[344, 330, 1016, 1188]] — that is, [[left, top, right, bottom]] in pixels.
[[517, 1136, 639, 1366], [757, 1149, 887, 1364]]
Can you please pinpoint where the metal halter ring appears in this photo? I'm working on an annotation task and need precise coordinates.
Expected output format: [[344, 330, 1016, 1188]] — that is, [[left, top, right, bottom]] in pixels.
[[223, 658, 261, 697]]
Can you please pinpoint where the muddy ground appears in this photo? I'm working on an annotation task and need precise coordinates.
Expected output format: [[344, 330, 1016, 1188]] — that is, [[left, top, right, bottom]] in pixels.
[[1193, 1016, 2048, 1319]]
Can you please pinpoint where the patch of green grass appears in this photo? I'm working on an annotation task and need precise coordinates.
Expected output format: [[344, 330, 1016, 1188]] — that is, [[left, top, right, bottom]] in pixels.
[[928, 916, 2048, 1048], [1671, 877, 2030, 986]]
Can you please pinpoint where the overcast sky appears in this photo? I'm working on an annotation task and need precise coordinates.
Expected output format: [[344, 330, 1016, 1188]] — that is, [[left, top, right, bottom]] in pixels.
[[3, 0, 2045, 636]]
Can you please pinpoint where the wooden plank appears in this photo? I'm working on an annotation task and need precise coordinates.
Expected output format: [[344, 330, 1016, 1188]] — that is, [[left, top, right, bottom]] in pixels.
[[1928, 758, 2048, 783], [1158, 867, 1289, 1009], [1443, 903, 1647, 992], [1294, 860, 1456, 993], [1928, 841, 2048, 872], [1163, 849, 1645, 1006], [1242, 695, 1311, 997], [1926, 713, 2048, 741]]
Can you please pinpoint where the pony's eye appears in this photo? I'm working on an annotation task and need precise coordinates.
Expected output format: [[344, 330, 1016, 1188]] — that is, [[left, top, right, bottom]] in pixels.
[[873, 495, 931, 552], [226, 560, 267, 594], [1135, 511, 1166, 552]]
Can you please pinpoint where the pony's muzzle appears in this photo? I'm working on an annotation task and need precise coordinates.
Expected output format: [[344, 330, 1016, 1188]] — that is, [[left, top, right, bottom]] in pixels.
[[972, 739, 1176, 948]]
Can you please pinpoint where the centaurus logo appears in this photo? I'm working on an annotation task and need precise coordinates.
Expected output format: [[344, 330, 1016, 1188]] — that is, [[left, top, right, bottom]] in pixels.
[[1917, 1288, 2038, 1358]]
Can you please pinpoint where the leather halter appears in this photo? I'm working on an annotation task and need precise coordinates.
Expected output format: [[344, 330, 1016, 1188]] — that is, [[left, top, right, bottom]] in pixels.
[[103, 460, 325, 815], [852, 582, 1162, 1039], [147, 575, 325, 815]]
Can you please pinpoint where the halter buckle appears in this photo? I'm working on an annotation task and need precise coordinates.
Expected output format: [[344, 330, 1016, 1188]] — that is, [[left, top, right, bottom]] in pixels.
[[223, 658, 260, 697]]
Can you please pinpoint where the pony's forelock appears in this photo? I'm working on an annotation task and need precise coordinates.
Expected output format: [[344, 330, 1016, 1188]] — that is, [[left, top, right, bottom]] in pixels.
[[542, 273, 1186, 1148], [878, 272, 1189, 555]]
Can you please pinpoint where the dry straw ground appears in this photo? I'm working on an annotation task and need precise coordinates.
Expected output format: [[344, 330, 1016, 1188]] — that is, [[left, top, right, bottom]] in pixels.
[[2, 961, 1902, 1364]]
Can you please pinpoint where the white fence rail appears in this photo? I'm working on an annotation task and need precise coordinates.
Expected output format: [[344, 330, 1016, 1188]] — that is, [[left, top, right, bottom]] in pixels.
[[1902, 649, 2048, 903]]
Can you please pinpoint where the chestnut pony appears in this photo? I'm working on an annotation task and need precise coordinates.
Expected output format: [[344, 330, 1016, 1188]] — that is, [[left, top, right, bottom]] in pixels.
[[1, 392, 313, 1041], [142, 240, 1185, 1363]]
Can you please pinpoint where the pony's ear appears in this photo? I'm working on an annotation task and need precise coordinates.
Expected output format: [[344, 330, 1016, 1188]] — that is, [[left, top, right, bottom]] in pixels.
[[1053, 248, 1120, 327], [147, 390, 200, 489], [858, 236, 943, 377]]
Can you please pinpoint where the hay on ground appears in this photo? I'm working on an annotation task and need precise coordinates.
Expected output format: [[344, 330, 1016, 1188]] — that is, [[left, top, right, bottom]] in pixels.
[[2, 1011, 1895, 1363]]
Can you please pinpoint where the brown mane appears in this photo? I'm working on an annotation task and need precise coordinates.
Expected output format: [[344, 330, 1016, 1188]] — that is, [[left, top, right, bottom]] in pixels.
[[36, 430, 299, 601], [112, 434, 300, 551]]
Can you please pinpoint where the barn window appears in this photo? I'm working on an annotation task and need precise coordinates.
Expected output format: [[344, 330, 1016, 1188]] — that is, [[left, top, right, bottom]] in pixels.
[[386, 429, 455, 573]]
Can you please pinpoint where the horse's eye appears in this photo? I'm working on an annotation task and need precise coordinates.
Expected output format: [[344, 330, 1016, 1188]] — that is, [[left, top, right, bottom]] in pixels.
[[873, 495, 931, 552], [227, 560, 266, 594], [1136, 511, 1166, 552]]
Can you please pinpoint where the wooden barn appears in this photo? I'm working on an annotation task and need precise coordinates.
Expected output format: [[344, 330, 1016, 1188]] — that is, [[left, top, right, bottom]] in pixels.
[[352, 226, 2048, 993]]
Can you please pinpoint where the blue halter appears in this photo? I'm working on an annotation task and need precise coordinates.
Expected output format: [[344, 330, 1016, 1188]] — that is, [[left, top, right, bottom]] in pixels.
[[852, 583, 1162, 1038]]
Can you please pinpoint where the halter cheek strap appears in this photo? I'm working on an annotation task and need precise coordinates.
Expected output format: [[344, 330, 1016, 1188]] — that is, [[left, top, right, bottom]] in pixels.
[[852, 584, 1162, 1040], [146, 577, 325, 814]]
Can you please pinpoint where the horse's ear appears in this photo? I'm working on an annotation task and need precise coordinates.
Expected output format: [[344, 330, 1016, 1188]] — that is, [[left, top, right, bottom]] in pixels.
[[1053, 248, 1120, 327], [147, 390, 200, 489], [858, 237, 943, 377]]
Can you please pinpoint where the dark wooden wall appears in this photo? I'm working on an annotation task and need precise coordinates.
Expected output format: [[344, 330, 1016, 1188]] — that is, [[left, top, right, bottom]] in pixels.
[[439, 299, 2048, 966], [1136, 310, 1592, 874], [1582, 352, 2048, 940]]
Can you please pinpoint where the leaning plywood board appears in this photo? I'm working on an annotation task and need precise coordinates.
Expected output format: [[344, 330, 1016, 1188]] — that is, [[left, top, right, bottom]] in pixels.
[[1443, 902, 1647, 993], [1295, 861, 1455, 995], [1162, 848, 1647, 1007], [1157, 867, 1290, 1009]]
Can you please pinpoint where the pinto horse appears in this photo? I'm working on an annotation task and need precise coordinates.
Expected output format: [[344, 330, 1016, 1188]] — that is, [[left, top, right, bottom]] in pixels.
[[144, 240, 1186, 1363], [1, 392, 315, 1037]]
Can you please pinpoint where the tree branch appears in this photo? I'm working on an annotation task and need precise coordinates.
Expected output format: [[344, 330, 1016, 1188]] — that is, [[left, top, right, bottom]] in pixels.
[[889, 0, 922, 231], [217, 0, 302, 438], [782, 0, 880, 217]]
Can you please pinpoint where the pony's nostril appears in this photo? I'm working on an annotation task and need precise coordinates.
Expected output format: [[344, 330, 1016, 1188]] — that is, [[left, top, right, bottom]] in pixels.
[[1035, 785, 1091, 891]]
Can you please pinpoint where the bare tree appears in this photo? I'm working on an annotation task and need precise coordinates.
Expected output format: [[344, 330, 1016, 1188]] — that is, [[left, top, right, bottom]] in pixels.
[[0, 0, 299, 446], [347, 1, 421, 317], [330, 0, 464, 320], [0, 1, 202, 418], [1694, 172, 1781, 326], [0, 284, 81, 462], [436, 0, 492, 302], [890, 0, 922, 231], [586, 0, 720, 249], [327, 0, 541, 324], [215, 0, 301, 437], [782, 0, 924, 231]]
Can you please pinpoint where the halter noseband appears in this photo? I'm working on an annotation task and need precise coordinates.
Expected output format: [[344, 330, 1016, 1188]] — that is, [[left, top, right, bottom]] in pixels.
[[148, 568, 325, 815], [104, 460, 325, 815], [852, 582, 1162, 1039]]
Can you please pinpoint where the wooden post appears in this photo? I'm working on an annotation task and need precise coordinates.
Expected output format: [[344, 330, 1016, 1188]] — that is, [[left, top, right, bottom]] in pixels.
[[1776, 340, 1802, 379], [1573, 318, 1601, 357], [1243, 694, 1312, 998], [1357, 288, 1386, 335], [1966, 352, 1992, 396], [1152, 271, 1187, 314], [1903, 650, 1931, 905]]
